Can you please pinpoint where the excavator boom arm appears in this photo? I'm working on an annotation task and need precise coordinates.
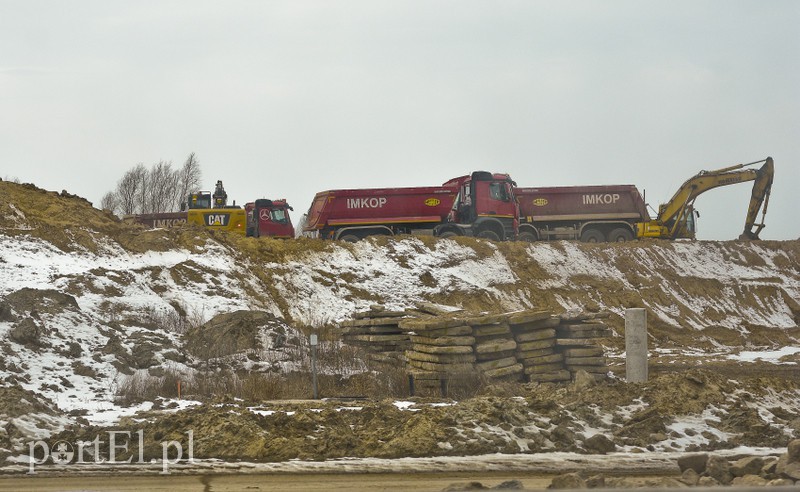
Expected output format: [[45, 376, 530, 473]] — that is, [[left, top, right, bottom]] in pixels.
[[740, 157, 774, 240]]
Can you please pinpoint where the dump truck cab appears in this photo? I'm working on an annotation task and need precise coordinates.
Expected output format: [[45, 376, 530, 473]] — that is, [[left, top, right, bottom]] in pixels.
[[436, 171, 519, 241], [245, 199, 295, 238]]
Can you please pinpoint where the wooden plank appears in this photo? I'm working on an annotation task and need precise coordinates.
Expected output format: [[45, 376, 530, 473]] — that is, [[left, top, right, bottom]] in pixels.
[[475, 349, 515, 362], [515, 347, 555, 360], [405, 350, 477, 364], [523, 362, 565, 374], [411, 344, 474, 355], [418, 325, 474, 337], [506, 310, 552, 326], [407, 359, 475, 373], [415, 302, 464, 316], [514, 328, 556, 342], [474, 338, 517, 355], [516, 339, 556, 351], [520, 353, 564, 365], [348, 334, 410, 343], [475, 356, 517, 371], [472, 322, 511, 337], [410, 335, 475, 347], [400, 318, 470, 331], [464, 313, 510, 326], [511, 316, 560, 332], [483, 363, 524, 379]]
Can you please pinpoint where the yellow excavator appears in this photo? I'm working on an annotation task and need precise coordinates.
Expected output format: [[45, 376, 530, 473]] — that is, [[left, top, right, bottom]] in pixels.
[[637, 157, 774, 240]]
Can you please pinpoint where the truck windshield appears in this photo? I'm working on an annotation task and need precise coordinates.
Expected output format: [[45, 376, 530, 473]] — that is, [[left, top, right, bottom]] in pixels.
[[271, 209, 288, 224], [489, 182, 510, 202]]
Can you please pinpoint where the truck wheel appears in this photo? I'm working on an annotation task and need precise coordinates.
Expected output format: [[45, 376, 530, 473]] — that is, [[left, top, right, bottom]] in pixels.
[[517, 231, 537, 242], [339, 234, 360, 243], [608, 228, 634, 242], [438, 231, 459, 239], [477, 230, 501, 241], [580, 229, 605, 243]]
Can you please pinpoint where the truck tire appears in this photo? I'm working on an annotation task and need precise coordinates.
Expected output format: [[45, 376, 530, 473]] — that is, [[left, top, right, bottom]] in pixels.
[[477, 229, 501, 241], [339, 234, 360, 243], [608, 227, 634, 242], [517, 231, 537, 242], [438, 231, 459, 239], [580, 229, 605, 243]]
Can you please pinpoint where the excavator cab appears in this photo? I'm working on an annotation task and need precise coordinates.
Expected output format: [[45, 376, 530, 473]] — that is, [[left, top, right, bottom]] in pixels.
[[182, 192, 212, 211]]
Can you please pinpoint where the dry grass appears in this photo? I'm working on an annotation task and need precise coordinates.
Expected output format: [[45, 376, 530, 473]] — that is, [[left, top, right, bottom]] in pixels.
[[115, 325, 415, 402], [116, 365, 413, 403], [115, 367, 183, 405]]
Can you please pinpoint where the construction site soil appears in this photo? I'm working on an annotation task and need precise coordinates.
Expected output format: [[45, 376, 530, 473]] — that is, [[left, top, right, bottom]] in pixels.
[[0, 180, 799, 489]]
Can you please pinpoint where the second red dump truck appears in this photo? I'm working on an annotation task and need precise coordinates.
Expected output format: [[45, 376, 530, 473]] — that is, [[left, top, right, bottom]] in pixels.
[[303, 171, 518, 241], [514, 185, 650, 242]]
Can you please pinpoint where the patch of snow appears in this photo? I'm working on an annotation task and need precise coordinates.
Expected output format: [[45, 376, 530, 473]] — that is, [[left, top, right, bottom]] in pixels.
[[728, 347, 800, 364]]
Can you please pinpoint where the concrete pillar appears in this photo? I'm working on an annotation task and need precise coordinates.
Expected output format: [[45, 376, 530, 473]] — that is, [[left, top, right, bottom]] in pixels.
[[625, 308, 648, 382]]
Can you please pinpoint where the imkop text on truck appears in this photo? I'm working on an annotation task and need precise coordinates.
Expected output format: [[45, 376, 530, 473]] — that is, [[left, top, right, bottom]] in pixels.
[[303, 171, 518, 241]]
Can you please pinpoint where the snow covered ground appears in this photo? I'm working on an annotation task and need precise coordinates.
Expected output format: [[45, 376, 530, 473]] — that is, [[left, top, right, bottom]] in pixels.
[[1, 227, 799, 466]]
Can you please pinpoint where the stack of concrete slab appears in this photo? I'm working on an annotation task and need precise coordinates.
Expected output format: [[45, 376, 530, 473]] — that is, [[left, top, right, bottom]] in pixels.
[[337, 305, 410, 366], [338, 304, 612, 388], [465, 313, 523, 381], [507, 309, 569, 383], [398, 316, 477, 393], [555, 311, 612, 380]]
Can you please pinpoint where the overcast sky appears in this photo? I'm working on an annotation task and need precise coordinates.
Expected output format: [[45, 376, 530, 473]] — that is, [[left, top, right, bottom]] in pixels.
[[2, 1, 798, 240]]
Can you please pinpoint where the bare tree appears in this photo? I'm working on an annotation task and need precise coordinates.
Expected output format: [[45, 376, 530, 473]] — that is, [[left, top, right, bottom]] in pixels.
[[102, 155, 203, 216], [99, 191, 118, 213], [116, 164, 147, 215], [174, 153, 202, 210], [146, 160, 179, 214]]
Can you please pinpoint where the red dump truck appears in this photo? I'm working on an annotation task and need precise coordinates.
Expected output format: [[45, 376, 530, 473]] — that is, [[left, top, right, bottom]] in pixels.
[[514, 185, 650, 242], [304, 171, 518, 241], [245, 199, 296, 238]]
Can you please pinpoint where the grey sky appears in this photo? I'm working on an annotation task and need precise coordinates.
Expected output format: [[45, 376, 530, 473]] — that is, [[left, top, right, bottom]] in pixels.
[[2, 1, 798, 240]]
